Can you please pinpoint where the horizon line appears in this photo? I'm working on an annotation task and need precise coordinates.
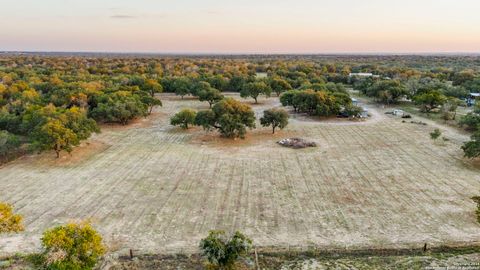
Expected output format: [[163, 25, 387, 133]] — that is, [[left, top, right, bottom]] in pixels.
[[1, 50, 480, 57]]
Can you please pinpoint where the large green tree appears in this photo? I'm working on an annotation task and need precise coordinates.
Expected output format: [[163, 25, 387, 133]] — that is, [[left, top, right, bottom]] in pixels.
[[194, 98, 256, 138], [240, 81, 272, 103], [260, 108, 289, 134], [196, 82, 224, 108], [269, 77, 292, 96], [413, 90, 447, 113], [170, 109, 197, 129]]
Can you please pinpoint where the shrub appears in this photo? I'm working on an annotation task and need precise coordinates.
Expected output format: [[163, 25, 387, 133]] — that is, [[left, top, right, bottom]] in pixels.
[[472, 197, 480, 224], [462, 131, 480, 159], [343, 104, 363, 118], [0, 202, 24, 233], [459, 113, 480, 132], [430, 129, 442, 141], [41, 222, 105, 270], [199, 230, 252, 270], [171, 109, 197, 129]]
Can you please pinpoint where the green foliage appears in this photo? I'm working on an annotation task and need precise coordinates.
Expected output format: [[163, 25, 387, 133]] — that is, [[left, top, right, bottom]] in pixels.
[[280, 90, 346, 117], [172, 77, 192, 99], [260, 108, 289, 134], [194, 110, 216, 132], [199, 230, 252, 270], [197, 82, 224, 108], [279, 90, 298, 111], [141, 94, 163, 114], [41, 222, 105, 270], [240, 81, 272, 103], [195, 98, 256, 139], [0, 202, 24, 233], [441, 97, 461, 121], [0, 130, 21, 159], [29, 106, 99, 158], [459, 113, 480, 131], [343, 104, 364, 118], [142, 78, 163, 97], [90, 92, 148, 125], [430, 128, 442, 141], [170, 109, 197, 129], [32, 119, 77, 158], [462, 131, 480, 158], [472, 197, 480, 224], [325, 82, 347, 93], [269, 77, 292, 96], [366, 80, 408, 104], [413, 90, 447, 113]]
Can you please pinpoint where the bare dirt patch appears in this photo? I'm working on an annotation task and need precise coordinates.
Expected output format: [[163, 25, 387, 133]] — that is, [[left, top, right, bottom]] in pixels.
[[190, 129, 299, 148]]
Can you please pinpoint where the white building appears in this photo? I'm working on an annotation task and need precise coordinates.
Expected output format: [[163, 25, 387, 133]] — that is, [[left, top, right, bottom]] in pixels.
[[349, 73, 380, 78]]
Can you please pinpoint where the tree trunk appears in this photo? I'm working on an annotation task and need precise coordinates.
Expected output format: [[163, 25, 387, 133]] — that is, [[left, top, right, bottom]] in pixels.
[[272, 126, 276, 134], [254, 97, 258, 104]]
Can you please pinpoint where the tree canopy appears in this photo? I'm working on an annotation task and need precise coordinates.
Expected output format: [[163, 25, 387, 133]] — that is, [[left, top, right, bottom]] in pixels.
[[260, 108, 289, 134], [195, 98, 256, 138]]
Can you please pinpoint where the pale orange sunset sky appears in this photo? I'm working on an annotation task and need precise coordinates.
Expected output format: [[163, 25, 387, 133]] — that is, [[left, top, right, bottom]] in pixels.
[[1, 0, 479, 53]]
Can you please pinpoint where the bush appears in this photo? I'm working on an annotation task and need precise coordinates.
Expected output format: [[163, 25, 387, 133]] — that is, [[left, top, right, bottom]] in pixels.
[[171, 109, 197, 129], [41, 222, 105, 270], [199, 230, 252, 270], [430, 129, 442, 140], [342, 104, 363, 118], [0, 202, 24, 233], [459, 113, 480, 131], [472, 197, 480, 224], [462, 131, 480, 159]]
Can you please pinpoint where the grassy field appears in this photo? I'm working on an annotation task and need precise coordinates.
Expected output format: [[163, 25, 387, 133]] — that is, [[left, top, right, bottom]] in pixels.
[[1, 93, 480, 257]]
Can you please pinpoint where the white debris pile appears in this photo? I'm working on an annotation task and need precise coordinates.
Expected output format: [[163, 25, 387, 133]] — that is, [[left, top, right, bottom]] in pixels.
[[277, 138, 317, 149]]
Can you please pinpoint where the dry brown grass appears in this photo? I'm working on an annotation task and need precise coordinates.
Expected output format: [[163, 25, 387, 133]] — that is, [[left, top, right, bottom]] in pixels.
[[1, 93, 480, 257]]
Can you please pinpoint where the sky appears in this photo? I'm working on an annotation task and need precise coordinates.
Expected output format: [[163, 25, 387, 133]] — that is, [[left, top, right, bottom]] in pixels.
[[1, 0, 479, 54]]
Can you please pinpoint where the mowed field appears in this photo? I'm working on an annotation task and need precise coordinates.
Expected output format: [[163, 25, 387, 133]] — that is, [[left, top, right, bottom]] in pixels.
[[1, 93, 480, 255]]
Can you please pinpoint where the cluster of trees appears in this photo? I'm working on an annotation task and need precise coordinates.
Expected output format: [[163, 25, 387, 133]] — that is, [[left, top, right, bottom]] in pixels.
[[280, 88, 359, 117], [162, 75, 293, 104], [171, 99, 289, 138], [1, 54, 480, 159], [0, 70, 163, 158], [356, 75, 477, 112]]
